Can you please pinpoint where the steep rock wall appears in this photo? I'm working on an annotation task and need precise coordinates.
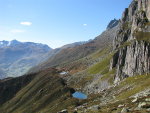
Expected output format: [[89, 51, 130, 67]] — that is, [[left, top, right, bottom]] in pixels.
[[110, 0, 150, 83]]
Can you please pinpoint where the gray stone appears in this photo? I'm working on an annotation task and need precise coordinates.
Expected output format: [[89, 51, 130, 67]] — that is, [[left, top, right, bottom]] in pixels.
[[58, 109, 68, 113], [87, 105, 100, 111], [138, 102, 150, 108], [138, 102, 147, 108], [132, 98, 138, 103], [121, 108, 129, 113], [118, 104, 124, 108], [134, 107, 141, 111], [147, 108, 150, 112], [145, 98, 150, 102], [109, 0, 150, 82]]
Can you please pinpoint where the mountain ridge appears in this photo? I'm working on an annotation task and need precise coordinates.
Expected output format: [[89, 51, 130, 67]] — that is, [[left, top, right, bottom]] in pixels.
[[28, 19, 119, 74], [0, 40, 51, 50]]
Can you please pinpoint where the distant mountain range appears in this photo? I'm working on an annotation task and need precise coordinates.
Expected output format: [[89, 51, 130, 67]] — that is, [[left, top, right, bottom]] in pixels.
[[0, 40, 52, 79], [0, 40, 88, 79], [0, 40, 50, 50], [0, 19, 119, 79]]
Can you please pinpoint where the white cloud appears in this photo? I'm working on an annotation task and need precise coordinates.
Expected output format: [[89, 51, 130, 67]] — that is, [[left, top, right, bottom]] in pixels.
[[20, 22, 32, 26], [83, 24, 87, 26], [10, 29, 25, 34]]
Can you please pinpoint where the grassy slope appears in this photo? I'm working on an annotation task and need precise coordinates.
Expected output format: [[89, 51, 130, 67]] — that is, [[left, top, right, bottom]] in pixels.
[[0, 41, 149, 113], [0, 24, 117, 113], [62, 47, 107, 79], [64, 47, 117, 93], [1, 35, 148, 113], [0, 69, 79, 113], [0, 73, 36, 105], [72, 74, 150, 113], [88, 51, 113, 75], [59, 23, 150, 112], [29, 26, 117, 74]]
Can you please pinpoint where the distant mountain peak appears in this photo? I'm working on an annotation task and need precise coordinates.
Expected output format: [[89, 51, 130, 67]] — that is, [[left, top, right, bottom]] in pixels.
[[10, 40, 21, 46], [0, 40, 52, 50], [106, 19, 119, 30], [0, 40, 20, 47]]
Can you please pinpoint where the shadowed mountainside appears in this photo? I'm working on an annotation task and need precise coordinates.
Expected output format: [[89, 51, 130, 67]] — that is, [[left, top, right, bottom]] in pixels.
[[0, 68, 78, 113]]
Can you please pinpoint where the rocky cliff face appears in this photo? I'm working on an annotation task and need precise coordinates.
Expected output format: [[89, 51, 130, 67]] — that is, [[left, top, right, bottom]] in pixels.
[[110, 0, 150, 83]]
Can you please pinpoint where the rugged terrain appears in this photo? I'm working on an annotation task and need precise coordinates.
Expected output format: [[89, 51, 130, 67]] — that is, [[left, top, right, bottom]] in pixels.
[[110, 0, 150, 83], [0, 0, 150, 113]]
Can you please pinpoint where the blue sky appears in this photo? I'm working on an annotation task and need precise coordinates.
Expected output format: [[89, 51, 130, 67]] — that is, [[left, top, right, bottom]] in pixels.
[[0, 0, 132, 48]]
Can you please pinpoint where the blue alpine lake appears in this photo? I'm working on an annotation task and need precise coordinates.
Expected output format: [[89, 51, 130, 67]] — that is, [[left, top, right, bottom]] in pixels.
[[72, 92, 87, 99]]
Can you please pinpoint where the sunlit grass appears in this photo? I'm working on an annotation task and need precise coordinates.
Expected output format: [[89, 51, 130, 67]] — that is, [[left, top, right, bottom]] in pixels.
[[88, 53, 114, 75]]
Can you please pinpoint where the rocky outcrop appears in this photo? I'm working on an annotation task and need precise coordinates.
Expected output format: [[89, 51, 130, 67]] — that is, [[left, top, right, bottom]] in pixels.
[[106, 19, 119, 30], [110, 0, 150, 83]]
